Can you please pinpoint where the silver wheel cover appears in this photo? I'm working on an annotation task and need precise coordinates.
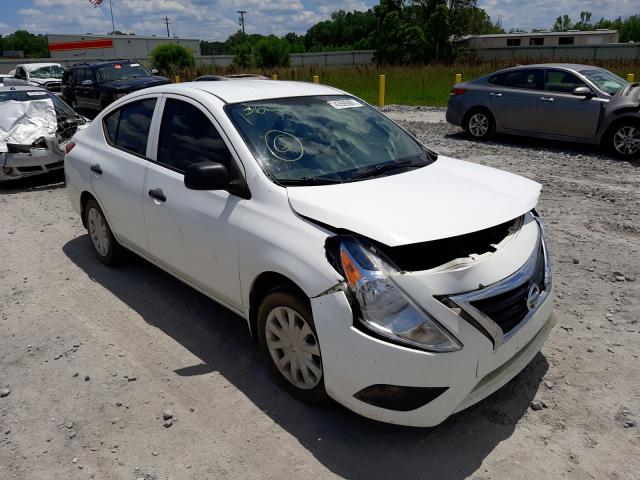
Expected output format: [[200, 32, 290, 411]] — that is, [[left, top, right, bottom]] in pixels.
[[87, 208, 110, 257], [469, 113, 490, 137], [613, 126, 640, 155], [265, 306, 322, 390]]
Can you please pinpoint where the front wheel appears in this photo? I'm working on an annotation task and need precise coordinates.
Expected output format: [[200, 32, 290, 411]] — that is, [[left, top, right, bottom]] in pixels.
[[464, 108, 495, 141], [607, 122, 640, 160], [258, 289, 329, 404]]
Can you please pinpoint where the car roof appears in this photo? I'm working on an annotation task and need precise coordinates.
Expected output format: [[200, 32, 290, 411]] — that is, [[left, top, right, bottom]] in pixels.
[[503, 63, 601, 72], [21, 62, 63, 71], [70, 60, 139, 68], [0, 85, 48, 92], [140, 80, 345, 104]]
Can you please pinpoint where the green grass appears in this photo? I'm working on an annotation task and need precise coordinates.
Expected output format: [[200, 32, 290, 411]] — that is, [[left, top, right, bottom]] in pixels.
[[178, 62, 640, 107]]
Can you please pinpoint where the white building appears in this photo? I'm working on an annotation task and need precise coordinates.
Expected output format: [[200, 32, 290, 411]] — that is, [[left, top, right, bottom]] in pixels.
[[46, 33, 200, 59]]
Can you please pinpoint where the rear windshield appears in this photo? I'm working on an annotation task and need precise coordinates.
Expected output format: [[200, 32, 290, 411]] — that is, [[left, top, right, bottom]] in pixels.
[[580, 69, 628, 95], [96, 63, 150, 83]]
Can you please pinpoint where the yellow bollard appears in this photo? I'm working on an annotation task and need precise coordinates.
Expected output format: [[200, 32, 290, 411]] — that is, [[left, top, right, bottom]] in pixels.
[[378, 74, 385, 107], [271, 74, 278, 80], [455, 73, 462, 84], [627, 73, 635, 82], [313, 75, 319, 84], [174, 75, 180, 83]]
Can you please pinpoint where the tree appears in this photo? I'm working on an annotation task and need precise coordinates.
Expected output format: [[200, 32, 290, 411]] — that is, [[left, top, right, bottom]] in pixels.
[[426, 4, 454, 61], [2, 30, 49, 58], [254, 36, 290, 68], [553, 15, 573, 31], [620, 15, 640, 42], [149, 43, 195, 75], [232, 42, 254, 67]]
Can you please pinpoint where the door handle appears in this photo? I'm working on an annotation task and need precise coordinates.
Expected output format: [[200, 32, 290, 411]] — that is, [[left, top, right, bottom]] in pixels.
[[90, 164, 102, 175], [148, 188, 166, 203], [540, 97, 555, 102], [489, 92, 502, 97]]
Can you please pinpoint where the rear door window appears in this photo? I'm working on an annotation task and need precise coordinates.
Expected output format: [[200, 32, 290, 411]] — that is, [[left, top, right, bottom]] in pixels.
[[103, 98, 157, 157], [489, 69, 543, 90], [74, 69, 86, 85], [157, 98, 231, 173], [544, 69, 588, 93]]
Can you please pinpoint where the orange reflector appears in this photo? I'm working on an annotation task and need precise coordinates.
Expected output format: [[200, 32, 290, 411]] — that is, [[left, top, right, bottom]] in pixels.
[[340, 249, 362, 287], [65, 141, 76, 154]]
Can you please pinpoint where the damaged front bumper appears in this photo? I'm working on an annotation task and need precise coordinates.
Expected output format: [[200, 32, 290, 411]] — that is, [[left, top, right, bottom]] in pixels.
[[0, 137, 66, 181], [310, 212, 555, 427]]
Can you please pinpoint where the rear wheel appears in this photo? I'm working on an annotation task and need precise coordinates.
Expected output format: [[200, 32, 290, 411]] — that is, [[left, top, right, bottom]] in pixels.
[[84, 198, 125, 266], [464, 108, 495, 141], [607, 121, 640, 159], [258, 288, 328, 404]]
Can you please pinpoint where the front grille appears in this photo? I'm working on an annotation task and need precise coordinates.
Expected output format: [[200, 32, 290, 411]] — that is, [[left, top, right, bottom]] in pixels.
[[470, 248, 545, 334], [17, 165, 44, 173], [45, 161, 64, 170]]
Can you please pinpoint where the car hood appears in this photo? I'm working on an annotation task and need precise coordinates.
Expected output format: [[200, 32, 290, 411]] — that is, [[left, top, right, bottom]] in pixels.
[[29, 78, 61, 85], [286, 156, 541, 246], [104, 76, 171, 91]]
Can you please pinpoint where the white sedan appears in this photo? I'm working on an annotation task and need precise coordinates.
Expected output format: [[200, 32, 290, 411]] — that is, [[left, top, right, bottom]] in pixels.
[[64, 80, 554, 427]]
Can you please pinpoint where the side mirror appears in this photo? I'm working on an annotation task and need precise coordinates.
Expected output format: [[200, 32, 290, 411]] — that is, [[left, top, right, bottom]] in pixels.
[[572, 86, 593, 97], [81, 79, 94, 86], [184, 161, 230, 191], [151, 68, 159, 74]]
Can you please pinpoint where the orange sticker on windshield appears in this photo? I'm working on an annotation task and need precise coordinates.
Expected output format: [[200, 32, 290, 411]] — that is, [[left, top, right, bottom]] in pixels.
[[114, 64, 122, 69]]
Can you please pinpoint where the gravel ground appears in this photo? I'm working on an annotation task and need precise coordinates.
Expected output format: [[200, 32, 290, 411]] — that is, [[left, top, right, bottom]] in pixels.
[[1, 106, 639, 480]]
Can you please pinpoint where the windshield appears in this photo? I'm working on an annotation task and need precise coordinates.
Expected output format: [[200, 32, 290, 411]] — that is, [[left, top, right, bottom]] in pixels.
[[29, 65, 64, 79], [96, 63, 150, 83], [226, 95, 433, 185], [580, 69, 628, 95], [0, 89, 77, 119]]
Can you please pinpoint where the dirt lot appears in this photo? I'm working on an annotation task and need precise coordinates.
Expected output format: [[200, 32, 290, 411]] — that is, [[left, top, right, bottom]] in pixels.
[[1, 107, 639, 480]]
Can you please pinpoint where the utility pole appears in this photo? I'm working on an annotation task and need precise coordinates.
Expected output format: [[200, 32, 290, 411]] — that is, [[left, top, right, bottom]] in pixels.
[[108, 0, 115, 34], [163, 16, 171, 38], [237, 10, 247, 35]]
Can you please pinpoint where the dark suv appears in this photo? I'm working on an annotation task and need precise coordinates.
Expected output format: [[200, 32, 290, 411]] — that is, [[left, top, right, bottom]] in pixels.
[[62, 61, 170, 112]]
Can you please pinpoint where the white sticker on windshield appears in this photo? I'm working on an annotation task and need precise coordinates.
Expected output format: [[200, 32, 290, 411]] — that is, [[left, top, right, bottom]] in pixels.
[[130, 63, 141, 67], [327, 99, 363, 109], [27, 91, 48, 96]]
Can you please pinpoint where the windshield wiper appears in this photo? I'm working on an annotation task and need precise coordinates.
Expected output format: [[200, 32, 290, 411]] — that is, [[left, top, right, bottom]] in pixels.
[[278, 176, 344, 186], [349, 159, 425, 181]]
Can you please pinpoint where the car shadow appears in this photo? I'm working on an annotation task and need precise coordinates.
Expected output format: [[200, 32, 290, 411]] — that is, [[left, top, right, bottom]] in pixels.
[[0, 170, 65, 193], [445, 130, 621, 160], [63, 235, 549, 480]]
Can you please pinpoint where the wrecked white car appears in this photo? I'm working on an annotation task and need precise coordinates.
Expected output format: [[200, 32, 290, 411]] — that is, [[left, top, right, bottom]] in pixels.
[[8, 63, 65, 94], [0, 86, 86, 182]]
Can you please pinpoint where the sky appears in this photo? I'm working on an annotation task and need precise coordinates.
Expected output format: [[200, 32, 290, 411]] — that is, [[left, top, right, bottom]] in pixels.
[[0, 0, 637, 41]]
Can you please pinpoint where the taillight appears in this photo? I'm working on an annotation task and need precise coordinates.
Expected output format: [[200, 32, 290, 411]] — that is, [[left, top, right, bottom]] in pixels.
[[65, 141, 76, 154], [450, 88, 467, 96]]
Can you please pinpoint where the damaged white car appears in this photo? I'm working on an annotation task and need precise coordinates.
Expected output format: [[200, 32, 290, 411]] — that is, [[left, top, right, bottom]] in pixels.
[[65, 81, 554, 427], [1, 86, 86, 182]]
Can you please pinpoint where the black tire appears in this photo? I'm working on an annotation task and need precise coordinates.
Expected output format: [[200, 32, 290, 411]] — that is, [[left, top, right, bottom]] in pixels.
[[83, 198, 125, 266], [605, 120, 640, 160], [464, 108, 496, 141], [257, 288, 329, 404]]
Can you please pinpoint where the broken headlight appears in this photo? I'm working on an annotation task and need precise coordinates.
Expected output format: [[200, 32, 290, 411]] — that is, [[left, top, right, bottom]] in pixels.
[[336, 236, 462, 352]]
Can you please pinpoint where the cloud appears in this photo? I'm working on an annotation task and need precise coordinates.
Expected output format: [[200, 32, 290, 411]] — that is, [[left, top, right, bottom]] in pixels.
[[478, 0, 639, 30], [14, 0, 640, 41]]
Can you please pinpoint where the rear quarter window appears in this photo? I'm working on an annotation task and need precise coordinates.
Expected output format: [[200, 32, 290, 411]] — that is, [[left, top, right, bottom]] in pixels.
[[102, 99, 157, 157]]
